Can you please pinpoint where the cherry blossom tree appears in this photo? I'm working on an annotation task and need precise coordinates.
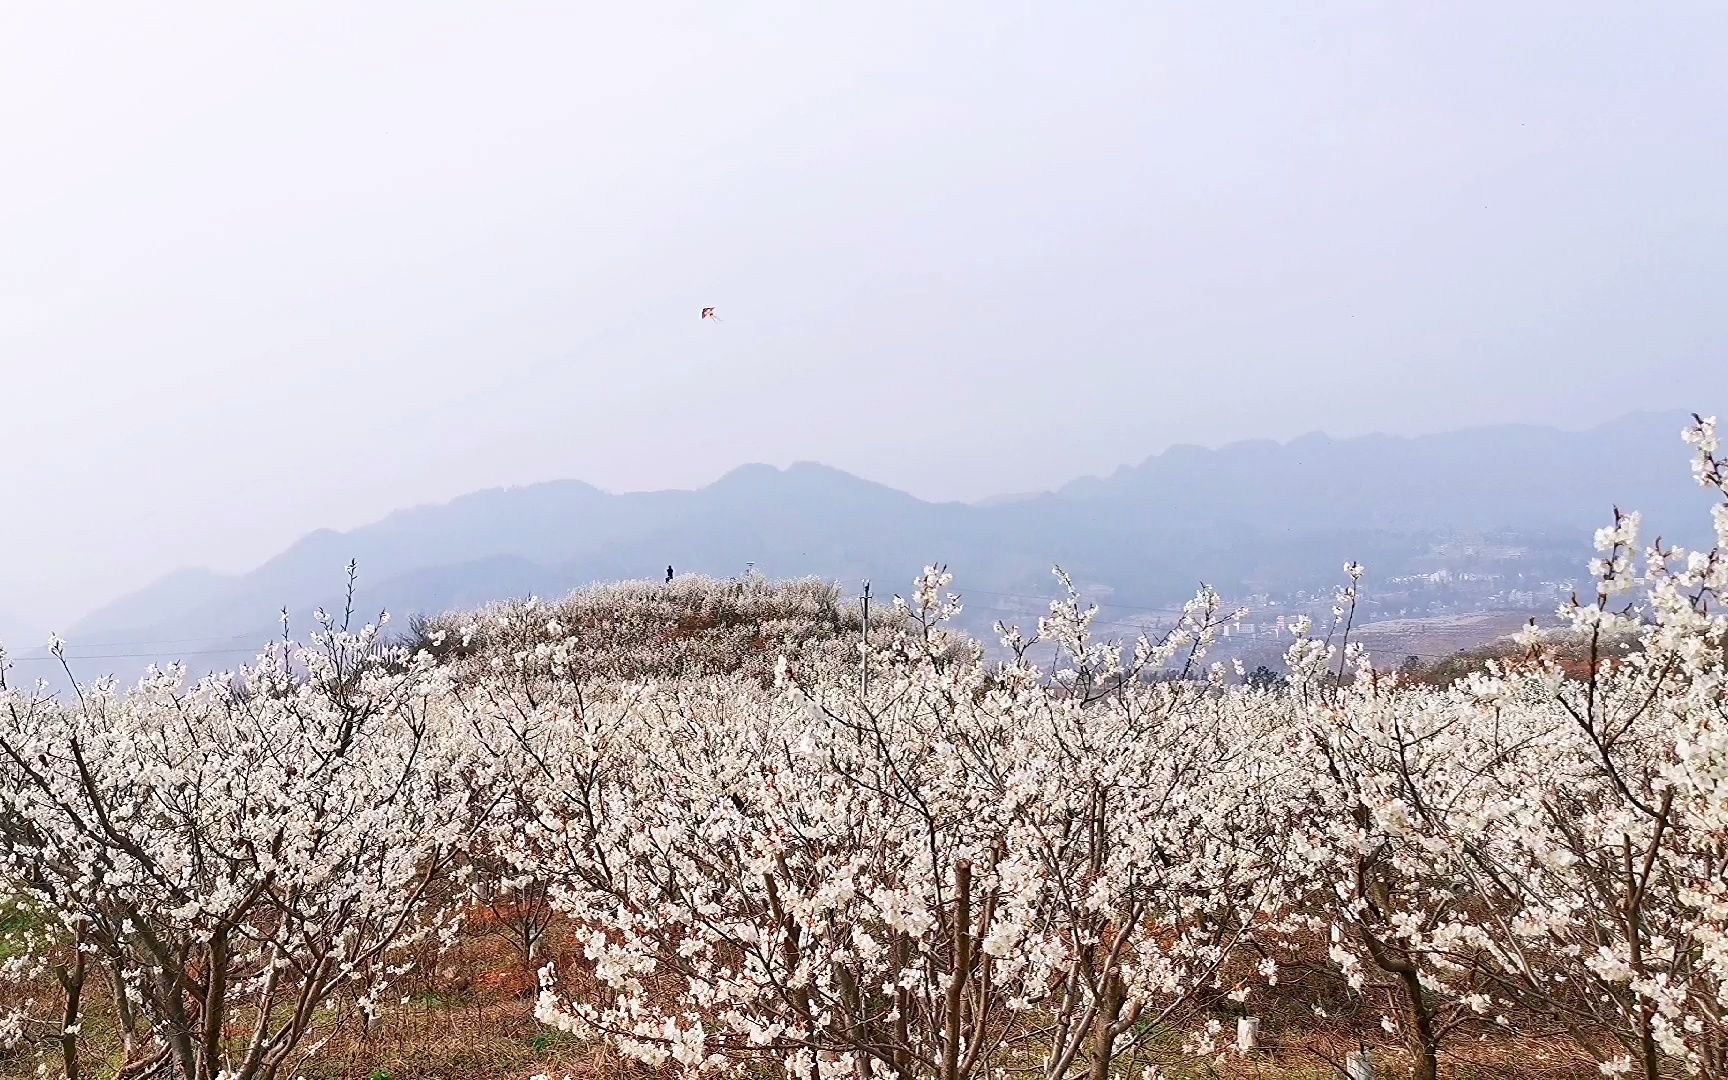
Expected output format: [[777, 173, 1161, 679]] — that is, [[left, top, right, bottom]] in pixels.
[[0, 623, 495, 1080]]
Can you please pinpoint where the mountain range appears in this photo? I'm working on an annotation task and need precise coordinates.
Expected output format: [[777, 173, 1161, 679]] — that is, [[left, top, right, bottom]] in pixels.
[[34, 410, 1715, 681]]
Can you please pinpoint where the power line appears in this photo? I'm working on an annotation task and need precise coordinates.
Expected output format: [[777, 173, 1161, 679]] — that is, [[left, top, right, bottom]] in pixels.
[[5, 645, 269, 664], [958, 587, 1181, 615], [2, 583, 1544, 668], [37, 628, 277, 649]]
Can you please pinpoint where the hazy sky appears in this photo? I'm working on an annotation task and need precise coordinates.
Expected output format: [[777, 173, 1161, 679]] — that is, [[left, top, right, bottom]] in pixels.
[[2, 3, 1725, 633]]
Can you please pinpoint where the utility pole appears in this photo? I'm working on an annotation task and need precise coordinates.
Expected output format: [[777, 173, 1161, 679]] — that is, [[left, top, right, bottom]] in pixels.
[[860, 580, 871, 699]]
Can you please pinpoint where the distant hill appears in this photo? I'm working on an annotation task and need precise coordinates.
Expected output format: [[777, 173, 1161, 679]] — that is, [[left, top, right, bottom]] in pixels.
[[1058, 414, 1700, 535], [42, 410, 1715, 682]]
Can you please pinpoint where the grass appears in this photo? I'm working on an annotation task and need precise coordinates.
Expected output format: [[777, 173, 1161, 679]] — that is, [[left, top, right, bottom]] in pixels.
[[0, 900, 50, 962]]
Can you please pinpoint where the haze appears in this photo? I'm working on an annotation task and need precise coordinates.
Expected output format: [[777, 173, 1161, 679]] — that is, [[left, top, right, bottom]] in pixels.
[[2, 3, 1725, 637]]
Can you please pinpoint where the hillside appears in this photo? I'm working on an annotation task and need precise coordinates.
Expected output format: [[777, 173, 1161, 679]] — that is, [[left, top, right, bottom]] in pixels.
[[39, 410, 1709, 680]]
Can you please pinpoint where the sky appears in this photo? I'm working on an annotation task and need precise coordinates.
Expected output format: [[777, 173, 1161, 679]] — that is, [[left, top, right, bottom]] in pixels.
[[1, 2, 1725, 636]]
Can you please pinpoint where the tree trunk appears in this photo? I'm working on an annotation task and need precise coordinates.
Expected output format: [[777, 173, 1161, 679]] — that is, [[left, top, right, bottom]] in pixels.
[[1395, 966, 1439, 1080], [941, 860, 973, 1080], [1086, 975, 1126, 1080], [56, 948, 86, 1080]]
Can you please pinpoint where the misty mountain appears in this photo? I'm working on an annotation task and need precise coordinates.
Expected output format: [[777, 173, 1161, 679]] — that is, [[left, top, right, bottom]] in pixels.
[[46, 411, 1714, 680]]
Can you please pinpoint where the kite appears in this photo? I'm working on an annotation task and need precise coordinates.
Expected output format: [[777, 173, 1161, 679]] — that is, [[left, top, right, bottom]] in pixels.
[[701, 307, 720, 322]]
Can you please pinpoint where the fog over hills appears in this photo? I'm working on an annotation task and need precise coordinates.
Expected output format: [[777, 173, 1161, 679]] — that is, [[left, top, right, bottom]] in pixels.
[[20, 410, 1713, 681]]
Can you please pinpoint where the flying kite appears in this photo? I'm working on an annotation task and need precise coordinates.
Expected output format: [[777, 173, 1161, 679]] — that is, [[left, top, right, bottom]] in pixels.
[[700, 307, 720, 322]]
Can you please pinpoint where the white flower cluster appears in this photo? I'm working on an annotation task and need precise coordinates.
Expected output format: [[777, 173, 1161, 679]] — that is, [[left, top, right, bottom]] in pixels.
[[0, 624, 492, 1080], [0, 416, 1722, 1080]]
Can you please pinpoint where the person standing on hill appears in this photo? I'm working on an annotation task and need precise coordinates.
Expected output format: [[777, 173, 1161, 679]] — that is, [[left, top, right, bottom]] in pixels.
[[666, 565, 674, 584]]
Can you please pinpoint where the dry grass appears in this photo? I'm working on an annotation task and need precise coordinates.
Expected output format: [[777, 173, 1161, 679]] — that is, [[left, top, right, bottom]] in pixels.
[[0, 922, 639, 1080], [0, 915, 1610, 1079], [1197, 1028, 1600, 1079]]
